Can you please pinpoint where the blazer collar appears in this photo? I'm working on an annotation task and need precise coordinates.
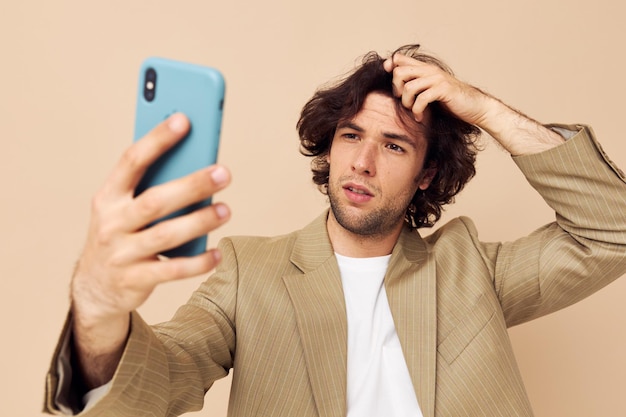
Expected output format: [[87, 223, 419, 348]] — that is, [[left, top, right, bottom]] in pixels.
[[284, 211, 436, 417]]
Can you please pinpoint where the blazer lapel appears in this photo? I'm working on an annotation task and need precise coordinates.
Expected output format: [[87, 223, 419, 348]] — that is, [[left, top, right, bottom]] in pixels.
[[385, 227, 437, 417], [283, 213, 348, 417], [281, 215, 437, 417]]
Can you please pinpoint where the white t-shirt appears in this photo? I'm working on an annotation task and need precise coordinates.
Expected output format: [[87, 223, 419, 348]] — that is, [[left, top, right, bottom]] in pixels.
[[335, 253, 423, 417]]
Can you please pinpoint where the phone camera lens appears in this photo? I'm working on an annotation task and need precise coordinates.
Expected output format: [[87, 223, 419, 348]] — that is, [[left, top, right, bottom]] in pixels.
[[144, 68, 157, 102]]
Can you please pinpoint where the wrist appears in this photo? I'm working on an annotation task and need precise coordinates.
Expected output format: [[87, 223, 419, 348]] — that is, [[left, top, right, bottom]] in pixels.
[[71, 305, 130, 355], [472, 94, 516, 136], [476, 97, 564, 155], [70, 311, 129, 390]]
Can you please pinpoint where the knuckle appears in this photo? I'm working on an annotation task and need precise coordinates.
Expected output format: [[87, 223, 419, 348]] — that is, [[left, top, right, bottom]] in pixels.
[[90, 191, 108, 214], [437, 74, 450, 86], [197, 214, 215, 232], [187, 179, 207, 201], [108, 250, 128, 268], [182, 174, 213, 204], [201, 252, 219, 270], [121, 146, 146, 171], [392, 66, 404, 77], [114, 273, 135, 293], [201, 206, 222, 228], [164, 261, 185, 280], [193, 170, 215, 192], [95, 225, 116, 247], [136, 192, 162, 219], [147, 223, 173, 248]]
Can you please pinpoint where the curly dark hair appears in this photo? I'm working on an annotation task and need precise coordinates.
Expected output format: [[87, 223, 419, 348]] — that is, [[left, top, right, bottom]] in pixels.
[[297, 44, 481, 229]]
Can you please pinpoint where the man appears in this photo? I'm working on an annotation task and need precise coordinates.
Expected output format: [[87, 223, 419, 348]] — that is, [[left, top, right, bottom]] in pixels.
[[45, 45, 626, 416]]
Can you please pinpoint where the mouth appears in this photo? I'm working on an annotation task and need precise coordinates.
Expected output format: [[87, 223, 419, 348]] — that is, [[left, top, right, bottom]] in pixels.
[[345, 186, 372, 196], [342, 183, 374, 200]]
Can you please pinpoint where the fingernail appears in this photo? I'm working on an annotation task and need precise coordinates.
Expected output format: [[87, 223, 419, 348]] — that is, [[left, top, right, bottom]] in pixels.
[[210, 166, 229, 185], [168, 113, 186, 132], [215, 203, 230, 219]]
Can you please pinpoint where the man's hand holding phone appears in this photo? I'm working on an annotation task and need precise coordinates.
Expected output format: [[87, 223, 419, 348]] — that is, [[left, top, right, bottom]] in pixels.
[[69, 114, 231, 389]]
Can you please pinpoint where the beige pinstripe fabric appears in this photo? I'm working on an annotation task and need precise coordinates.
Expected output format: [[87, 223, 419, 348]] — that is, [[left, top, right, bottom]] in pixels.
[[45, 125, 626, 416]]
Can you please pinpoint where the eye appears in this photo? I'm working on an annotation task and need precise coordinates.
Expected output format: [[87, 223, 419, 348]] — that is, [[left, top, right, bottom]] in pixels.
[[386, 143, 405, 153], [342, 132, 359, 141]]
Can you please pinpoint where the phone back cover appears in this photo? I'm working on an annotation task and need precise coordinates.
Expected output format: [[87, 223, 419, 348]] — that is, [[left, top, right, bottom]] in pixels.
[[134, 57, 225, 257]]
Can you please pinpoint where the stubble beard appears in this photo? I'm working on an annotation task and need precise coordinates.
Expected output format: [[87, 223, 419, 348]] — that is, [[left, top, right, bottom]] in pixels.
[[327, 180, 413, 238]]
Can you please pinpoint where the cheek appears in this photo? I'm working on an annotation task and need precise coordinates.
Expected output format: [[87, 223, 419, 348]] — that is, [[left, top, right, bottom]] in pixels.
[[400, 170, 424, 197], [327, 145, 351, 173], [383, 170, 418, 196]]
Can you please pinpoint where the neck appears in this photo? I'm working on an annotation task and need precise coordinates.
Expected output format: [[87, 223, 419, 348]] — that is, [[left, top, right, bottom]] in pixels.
[[326, 210, 403, 258]]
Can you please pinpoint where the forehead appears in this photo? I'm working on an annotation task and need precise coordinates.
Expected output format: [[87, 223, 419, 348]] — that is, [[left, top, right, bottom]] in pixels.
[[344, 93, 429, 141], [356, 93, 401, 122]]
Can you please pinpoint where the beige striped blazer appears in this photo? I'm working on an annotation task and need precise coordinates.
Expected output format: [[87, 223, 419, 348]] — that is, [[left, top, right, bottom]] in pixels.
[[45, 125, 626, 416]]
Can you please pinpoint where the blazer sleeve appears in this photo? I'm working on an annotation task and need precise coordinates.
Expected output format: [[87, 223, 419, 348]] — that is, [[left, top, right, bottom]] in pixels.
[[487, 124, 626, 326], [44, 238, 240, 416]]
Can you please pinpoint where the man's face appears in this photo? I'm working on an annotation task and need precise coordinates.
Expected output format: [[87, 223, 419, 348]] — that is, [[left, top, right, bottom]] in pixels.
[[327, 92, 435, 238]]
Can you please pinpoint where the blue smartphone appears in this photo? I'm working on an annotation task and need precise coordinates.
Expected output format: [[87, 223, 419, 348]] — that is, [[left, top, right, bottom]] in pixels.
[[134, 57, 225, 258]]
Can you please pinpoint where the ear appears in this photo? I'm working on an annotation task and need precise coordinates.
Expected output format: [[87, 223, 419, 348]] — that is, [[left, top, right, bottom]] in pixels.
[[417, 164, 437, 190]]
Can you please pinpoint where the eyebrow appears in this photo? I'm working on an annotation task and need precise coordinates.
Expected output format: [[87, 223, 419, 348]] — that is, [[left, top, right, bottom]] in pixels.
[[336, 121, 419, 149]]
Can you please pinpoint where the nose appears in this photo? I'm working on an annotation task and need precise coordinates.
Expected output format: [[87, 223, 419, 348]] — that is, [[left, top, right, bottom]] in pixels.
[[352, 143, 376, 176]]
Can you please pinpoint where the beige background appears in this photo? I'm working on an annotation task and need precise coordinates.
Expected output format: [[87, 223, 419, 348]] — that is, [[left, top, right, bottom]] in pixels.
[[1, 0, 625, 416]]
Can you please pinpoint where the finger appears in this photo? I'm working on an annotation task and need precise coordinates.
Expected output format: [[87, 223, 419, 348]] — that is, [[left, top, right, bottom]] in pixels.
[[400, 74, 441, 110], [383, 57, 394, 72], [124, 165, 231, 231], [390, 53, 421, 67], [389, 64, 430, 98], [157, 249, 223, 282], [411, 83, 447, 122], [127, 248, 222, 287], [103, 113, 191, 198], [124, 202, 231, 261], [400, 77, 427, 109]]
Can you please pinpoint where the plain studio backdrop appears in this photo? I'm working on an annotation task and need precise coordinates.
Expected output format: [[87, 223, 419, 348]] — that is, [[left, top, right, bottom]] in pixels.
[[1, 1, 625, 416]]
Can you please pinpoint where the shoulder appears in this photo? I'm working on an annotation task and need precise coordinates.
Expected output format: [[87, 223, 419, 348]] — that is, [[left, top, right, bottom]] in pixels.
[[422, 216, 500, 274], [216, 211, 330, 267], [423, 216, 481, 246], [217, 230, 299, 263]]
